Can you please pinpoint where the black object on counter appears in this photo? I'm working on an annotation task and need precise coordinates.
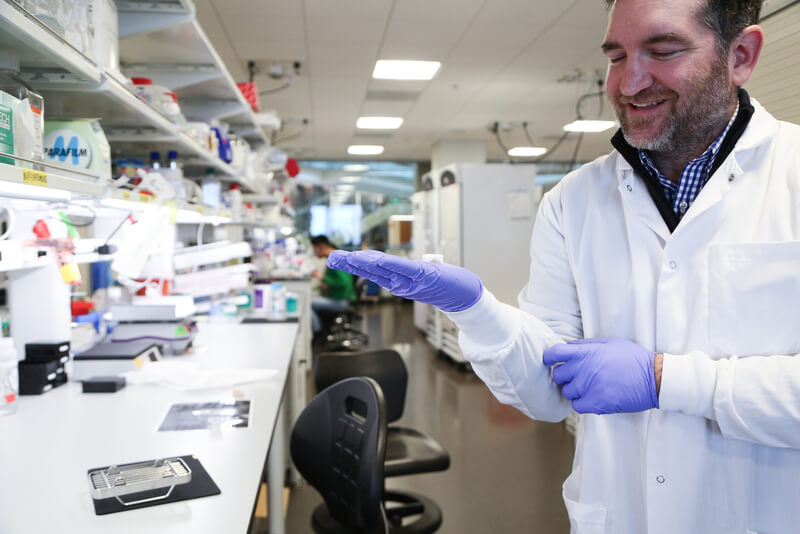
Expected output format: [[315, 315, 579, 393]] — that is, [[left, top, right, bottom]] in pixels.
[[82, 376, 127, 393]]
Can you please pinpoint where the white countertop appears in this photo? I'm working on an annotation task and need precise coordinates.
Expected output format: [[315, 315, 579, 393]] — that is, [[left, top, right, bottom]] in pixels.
[[0, 320, 298, 534]]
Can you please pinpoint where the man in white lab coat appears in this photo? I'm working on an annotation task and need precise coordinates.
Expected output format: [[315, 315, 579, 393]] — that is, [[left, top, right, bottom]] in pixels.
[[329, 0, 800, 532]]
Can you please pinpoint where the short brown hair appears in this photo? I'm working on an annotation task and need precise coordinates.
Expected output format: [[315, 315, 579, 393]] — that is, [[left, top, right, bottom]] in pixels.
[[604, 0, 763, 55]]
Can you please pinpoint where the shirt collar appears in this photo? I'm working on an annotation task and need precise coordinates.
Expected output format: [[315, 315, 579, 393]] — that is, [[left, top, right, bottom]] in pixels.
[[637, 104, 740, 182]]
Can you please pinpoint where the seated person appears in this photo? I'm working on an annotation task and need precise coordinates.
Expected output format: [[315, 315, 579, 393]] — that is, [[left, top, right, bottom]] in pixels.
[[310, 235, 356, 333]]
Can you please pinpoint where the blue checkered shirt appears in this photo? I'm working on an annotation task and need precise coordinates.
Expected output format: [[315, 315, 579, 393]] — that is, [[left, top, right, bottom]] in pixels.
[[638, 105, 739, 218]]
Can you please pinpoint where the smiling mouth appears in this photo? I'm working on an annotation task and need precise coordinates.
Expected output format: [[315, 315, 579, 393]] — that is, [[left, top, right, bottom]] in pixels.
[[629, 100, 666, 110]]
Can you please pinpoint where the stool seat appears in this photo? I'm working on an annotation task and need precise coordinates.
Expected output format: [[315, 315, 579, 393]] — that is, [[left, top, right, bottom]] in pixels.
[[385, 427, 450, 477], [312, 490, 442, 534]]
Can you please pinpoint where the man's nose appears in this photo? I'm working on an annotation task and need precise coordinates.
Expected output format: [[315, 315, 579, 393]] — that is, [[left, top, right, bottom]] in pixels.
[[619, 56, 653, 97]]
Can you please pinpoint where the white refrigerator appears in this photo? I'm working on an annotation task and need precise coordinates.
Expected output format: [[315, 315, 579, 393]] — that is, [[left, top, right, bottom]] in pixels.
[[435, 163, 542, 363]]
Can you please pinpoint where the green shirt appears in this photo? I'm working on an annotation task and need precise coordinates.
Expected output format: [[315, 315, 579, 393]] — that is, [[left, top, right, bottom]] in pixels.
[[322, 267, 356, 301]]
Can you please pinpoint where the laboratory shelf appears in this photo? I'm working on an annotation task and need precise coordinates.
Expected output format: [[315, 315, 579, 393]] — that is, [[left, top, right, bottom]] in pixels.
[[116, 0, 195, 38], [0, 1, 101, 86], [104, 188, 235, 226], [1, 0, 269, 193], [173, 240, 253, 270], [118, 16, 268, 145], [40, 72, 238, 177], [0, 161, 105, 199]]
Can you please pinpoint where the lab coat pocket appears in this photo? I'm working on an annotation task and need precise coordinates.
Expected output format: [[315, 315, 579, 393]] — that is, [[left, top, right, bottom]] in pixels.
[[562, 469, 607, 534], [709, 242, 800, 356]]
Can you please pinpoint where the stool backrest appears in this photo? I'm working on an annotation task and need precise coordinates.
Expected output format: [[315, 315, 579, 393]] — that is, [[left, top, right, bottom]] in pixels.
[[315, 350, 408, 422], [290, 377, 388, 533]]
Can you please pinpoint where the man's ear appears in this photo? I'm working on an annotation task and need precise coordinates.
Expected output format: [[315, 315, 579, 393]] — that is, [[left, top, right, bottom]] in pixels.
[[730, 25, 764, 86]]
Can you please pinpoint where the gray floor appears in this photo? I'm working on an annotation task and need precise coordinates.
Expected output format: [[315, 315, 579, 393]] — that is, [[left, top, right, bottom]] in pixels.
[[286, 300, 575, 534]]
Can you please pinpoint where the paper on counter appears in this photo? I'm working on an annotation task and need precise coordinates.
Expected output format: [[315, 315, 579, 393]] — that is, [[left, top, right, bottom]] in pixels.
[[123, 360, 278, 391]]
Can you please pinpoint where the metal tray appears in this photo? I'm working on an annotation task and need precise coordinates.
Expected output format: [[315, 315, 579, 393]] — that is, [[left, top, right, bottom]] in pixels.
[[88, 457, 192, 506]]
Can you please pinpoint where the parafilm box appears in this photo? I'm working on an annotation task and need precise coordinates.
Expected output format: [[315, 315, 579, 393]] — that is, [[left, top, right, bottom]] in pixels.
[[43, 119, 111, 181]]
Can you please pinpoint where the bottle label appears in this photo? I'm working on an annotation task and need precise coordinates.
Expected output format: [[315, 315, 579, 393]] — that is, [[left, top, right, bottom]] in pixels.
[[4, 393, 15, 404]]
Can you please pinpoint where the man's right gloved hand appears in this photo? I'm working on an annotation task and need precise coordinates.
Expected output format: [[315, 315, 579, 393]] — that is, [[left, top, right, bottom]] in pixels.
[[327, 250, 484, 312]]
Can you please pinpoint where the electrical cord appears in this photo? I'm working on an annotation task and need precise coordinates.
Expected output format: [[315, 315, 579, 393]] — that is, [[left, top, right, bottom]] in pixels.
[[534, 130, 571, 163], [273, 118, 309, 145], [576, 80, 606, 120], [522, 121, 537, 147], [95, 212, 134, 255], [568, 132, 585, 173], [490, 122, 513, 163], [46, 202, 97, 227]]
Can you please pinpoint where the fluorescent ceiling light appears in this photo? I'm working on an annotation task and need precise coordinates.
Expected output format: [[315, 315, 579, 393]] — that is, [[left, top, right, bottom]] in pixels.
[[563, 120, 617, 133], [337, 184, 356, 190], [357, 116, 404, 130], [348, 145, 384, 156], [343, 164, 369, 172], [340, 176, 361, 183], [508, 146, 547, 158], [373, 60, 441, 80], [280, 226, 293, 236]]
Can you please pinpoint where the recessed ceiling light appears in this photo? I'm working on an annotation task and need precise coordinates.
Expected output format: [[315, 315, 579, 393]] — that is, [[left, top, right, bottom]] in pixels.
[[343, 164, 369, 172], [563, 120, 617, 133], [357, 116, 404, 130], [340, 176, 362, 183], [373, 60, 441, 80], [348, 145, 384, 155], [508, 146, 547, 157]]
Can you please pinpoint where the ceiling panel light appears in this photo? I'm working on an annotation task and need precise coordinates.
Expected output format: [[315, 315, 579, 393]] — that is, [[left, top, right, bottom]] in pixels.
[[343, 164, 369, 172], [563, 120, 617, 133], [508, 146, 547, 158], [348, 145, 384, 155], [373, 60, 441, 80], [340, 176, 362, 183], [357, 116, 404, 130]]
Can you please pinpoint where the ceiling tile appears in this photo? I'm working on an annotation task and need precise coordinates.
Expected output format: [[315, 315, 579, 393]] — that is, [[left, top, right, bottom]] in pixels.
[[233, 40, 308, 61], [378, 41, 453, 62], [218, 14, 304, 42], [390, 0, 484, 21], [359, 99, 416, 117], [212, 0, 304, 17], [306, 16, 386, 43], [303, 0, 393, 19]]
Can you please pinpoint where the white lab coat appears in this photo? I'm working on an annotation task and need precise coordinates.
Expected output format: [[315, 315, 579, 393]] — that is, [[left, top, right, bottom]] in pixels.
[[446, 98, 800, 534]]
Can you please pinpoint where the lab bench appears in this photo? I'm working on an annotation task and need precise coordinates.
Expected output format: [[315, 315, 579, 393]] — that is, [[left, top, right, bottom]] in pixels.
[[0, 320, 298, 534]]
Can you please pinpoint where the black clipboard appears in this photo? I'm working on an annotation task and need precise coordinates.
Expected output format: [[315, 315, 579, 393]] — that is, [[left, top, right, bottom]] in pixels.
[[89, 455, 221, 515]]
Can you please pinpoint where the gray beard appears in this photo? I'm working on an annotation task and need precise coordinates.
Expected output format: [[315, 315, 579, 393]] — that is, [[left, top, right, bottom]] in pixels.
[[617, 57, 735, 155]]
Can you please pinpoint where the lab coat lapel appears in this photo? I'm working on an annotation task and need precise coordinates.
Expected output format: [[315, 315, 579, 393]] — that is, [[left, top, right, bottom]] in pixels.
[[672, 156, 743, 233], [673, 100, 777, 234], [616, 158, 671, 242]]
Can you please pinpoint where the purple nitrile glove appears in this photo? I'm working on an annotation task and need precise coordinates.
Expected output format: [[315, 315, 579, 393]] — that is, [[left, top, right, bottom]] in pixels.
[[542, 337, 659, 415], [327, 250, 483, 312]]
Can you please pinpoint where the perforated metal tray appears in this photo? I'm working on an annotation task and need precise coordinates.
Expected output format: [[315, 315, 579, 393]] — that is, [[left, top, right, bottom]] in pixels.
[[88, 458, 192, 506]]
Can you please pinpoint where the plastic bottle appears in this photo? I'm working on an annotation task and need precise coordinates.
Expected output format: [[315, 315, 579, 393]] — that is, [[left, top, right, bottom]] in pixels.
[[228, 183, 243, 216], [271, 282, 286, 317], [0, 49, 44, 165], [0, 337, 18, 416]]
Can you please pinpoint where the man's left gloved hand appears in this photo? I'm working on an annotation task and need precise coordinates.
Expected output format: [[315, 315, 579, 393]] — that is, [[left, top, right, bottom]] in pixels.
[[543, 338, 659, 414]]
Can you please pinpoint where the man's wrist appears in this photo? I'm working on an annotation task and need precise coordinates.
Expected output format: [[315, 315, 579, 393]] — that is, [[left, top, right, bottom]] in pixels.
[[654, 353, 664, 396]]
